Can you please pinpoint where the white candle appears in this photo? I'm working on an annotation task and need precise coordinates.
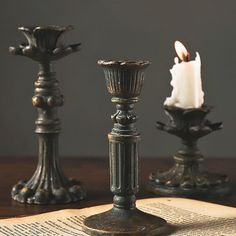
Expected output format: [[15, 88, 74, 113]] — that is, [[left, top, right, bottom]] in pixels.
[[164, 41, 204, 109]]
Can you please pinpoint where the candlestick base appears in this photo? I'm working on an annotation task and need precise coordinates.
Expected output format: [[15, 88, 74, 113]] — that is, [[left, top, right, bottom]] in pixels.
[[83, 208, 171, 236], [12, 176, 86, 205], [147, 157, 229, 198], [147, 105, 230, 198]]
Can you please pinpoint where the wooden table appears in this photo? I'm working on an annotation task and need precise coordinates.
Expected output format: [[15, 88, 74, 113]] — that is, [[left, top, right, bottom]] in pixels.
[[0, 157, 235, 219]]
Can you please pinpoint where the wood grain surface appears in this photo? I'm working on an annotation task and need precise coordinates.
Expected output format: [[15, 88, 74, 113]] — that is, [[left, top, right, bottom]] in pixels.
[[0, 157, 235, 219]]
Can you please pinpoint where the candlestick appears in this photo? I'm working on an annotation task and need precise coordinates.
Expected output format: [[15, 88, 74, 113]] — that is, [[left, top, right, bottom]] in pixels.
[[83, 60, 170, 235], [9, 26, 86, 204], [147, 105, 229, 198]]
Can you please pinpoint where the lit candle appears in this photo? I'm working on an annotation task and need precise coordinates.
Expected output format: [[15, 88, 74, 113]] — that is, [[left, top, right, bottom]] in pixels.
[[164, 41, 204, 109]]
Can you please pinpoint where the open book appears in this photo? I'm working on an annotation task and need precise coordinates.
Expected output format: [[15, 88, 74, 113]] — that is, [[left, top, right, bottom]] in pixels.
[[0, 198, 236, 236]]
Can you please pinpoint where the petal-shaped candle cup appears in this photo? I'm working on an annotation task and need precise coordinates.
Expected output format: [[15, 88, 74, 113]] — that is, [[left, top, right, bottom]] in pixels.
[[18, 26, 71, 50], [9, 25, 80, 61]]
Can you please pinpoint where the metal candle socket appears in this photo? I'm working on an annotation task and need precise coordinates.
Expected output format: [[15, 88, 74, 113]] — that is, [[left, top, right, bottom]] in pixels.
[[148, 105, 229, 198], [9, 26, 86, 204], [83, 60, 169, 235]]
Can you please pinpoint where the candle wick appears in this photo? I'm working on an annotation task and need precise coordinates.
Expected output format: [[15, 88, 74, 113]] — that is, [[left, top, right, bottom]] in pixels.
[[183, 53, 190, 62]]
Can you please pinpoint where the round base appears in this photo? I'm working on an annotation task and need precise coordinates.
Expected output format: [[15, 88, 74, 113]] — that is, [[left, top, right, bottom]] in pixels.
[[148, 162, 230, 198], [83, 207, 171, 236], [147, 180, 230, 198], [12, 179, 86, 204]]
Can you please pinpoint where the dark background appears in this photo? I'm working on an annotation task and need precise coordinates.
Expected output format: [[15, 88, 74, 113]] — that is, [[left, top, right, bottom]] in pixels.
[[0, 0, 235, 158]]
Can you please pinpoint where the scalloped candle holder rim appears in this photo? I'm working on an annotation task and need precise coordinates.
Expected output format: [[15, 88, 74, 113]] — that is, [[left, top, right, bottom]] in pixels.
[[98, 59, 151, 68], [18, 25, 73, 33]]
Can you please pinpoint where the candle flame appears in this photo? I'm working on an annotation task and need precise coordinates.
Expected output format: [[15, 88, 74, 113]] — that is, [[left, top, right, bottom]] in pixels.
[[174, 41, 190, 62]]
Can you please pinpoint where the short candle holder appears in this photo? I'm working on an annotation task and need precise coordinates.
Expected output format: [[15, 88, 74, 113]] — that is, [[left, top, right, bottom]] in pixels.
[[147, 105, 229, 198], [83, 60, 169, 235], [9, 26, 86, 204]]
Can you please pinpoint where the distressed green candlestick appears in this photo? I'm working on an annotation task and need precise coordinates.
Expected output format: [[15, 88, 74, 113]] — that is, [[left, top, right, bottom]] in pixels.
[[9, 25, 86, 204], [147, 105, 229, 198], [83, 60, 169, 235]]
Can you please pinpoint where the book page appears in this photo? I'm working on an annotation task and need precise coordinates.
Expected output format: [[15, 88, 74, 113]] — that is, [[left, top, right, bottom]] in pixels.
[[138, 198, 236, 236], [0, 198, 236, 236]]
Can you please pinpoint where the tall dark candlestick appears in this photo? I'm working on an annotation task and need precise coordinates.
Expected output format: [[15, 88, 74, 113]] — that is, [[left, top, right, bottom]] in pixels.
[[9, 26, 86, 204], [83, 60, 170, 235]]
